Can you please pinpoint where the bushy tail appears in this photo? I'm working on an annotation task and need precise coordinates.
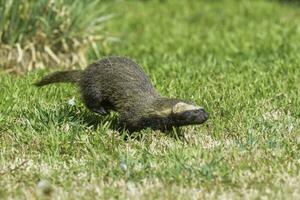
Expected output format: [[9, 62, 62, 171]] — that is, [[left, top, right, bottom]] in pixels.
[[34, 70, 83, 87]]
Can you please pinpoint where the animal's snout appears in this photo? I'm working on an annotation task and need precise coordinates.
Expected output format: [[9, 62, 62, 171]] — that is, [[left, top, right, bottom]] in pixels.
[[193, 108, 209, 122]]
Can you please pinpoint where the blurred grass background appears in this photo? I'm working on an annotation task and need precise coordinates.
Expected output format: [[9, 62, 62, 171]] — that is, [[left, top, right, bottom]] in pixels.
[[0, 0, 114, 73], [1, 0, 300, 199]]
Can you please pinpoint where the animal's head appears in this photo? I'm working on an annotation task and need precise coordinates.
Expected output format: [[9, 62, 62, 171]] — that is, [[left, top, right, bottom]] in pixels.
[[153, 98, 209, 128], [170, 102, 208, 126]]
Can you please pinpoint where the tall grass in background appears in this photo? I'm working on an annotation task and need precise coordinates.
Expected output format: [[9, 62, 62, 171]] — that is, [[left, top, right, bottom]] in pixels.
[[0, 0, 113, 73]]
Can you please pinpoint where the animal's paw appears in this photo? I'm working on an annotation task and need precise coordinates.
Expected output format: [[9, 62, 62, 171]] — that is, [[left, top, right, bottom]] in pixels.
[[92, 107, 108, 115]]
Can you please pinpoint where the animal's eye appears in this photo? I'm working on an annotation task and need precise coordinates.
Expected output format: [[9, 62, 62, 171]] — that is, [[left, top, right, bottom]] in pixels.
[[193, 109, 202, 114]]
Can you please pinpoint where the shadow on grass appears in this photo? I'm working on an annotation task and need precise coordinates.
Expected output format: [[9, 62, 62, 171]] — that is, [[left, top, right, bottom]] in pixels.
[[65, 106, 120, 131], [278, 0, 300, 6], [53, 106, 188, 141], [124, 127, 186, 141]]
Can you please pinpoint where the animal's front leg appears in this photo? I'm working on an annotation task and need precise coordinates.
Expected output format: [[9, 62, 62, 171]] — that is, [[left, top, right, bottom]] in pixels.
[[117, 115, 145, 133]]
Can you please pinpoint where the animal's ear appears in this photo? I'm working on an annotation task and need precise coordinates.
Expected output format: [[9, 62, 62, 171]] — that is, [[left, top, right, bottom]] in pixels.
[[172, 102, 202, 114]]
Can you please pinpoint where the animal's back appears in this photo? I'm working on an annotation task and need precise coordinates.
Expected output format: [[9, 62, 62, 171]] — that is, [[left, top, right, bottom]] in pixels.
[[80, 57, 159, 113]]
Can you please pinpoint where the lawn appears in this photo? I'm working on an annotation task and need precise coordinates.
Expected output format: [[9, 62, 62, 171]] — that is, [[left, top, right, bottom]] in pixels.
[[1, 0, 300, 199]]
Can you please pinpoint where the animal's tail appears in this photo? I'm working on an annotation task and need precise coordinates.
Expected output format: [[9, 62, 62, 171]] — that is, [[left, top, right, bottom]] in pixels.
[[34, 70, 83, 87]]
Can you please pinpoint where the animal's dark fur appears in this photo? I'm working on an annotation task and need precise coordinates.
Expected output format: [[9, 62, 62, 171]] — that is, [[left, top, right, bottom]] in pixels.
[[35, 56, 208, 132]]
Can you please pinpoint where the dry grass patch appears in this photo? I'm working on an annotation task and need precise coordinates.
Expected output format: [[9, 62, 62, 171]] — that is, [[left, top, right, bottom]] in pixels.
[[0, 0, 113, 74]]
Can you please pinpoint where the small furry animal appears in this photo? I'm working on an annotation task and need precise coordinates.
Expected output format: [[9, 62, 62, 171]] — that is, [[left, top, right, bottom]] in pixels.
[[35, 56, 208, 132]]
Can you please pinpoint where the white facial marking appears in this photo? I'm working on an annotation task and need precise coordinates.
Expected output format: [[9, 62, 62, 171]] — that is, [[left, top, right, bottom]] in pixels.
[[156, 108, 172, 116], [172, 102, 202, 114]]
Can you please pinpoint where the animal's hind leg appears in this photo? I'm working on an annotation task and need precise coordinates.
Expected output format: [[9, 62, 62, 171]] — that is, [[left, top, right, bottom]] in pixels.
[[86, 100, 109, 115], [82, 91, 108, 115]]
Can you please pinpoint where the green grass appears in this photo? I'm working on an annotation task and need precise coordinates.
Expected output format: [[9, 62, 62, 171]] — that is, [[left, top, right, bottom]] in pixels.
[[1, 0, 300, 199], [0, 0, 112, 72]]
